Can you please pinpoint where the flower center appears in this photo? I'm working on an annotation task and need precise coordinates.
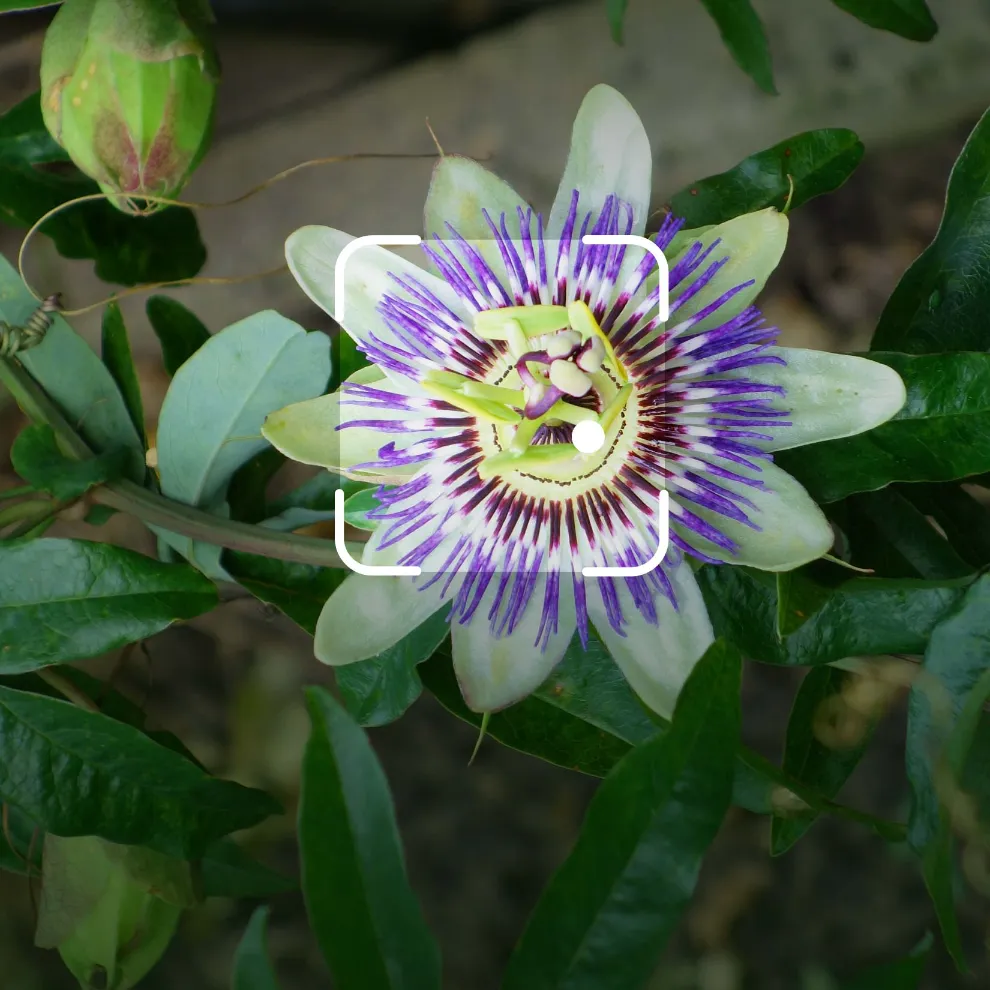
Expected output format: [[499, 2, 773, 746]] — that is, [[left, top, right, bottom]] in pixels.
[[420, 302, 635, 481]]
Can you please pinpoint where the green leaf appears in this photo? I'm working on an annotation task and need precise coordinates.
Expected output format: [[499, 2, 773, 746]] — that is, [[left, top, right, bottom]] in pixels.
[[421, 635, 904, 837], [335, 608, 451, 727], [154, 311, 331, 571], [830, 0, 937, 42], [0, 2, 64, 10], [0, 685, 281, 858], [0, 93, 206, 287], [699, 563, 971, 667], [200, 840, 296, 899], [899, 483, 990, 571], [146, 295, 212, 376], [872, 108, 990, 352], [771, 667, 877, 855], [698, 0, 776, 94], [840, 934, 933, 989], [0, 538, 218, 674], [605, 0, 630, 43], [299, 687, 441, 990], [101, 302, 146, 442], [420, 636, 645, 778], [157, 311, 331, 510], [843, 489, 972, 580], [502, 639, 741, 990], [905, 574, 990, 968], [777, 352, 990, 502], [232, 906, 282, 990], [227, 448, 285, 524], [0, 256, 145, 480], [669, 129, 863, 226], [341, 487, 382, 531], [224, 551, 346, 634], [329, 330, 371, 392], [0, 802, 41, 875], [10, 423, 126, 500]]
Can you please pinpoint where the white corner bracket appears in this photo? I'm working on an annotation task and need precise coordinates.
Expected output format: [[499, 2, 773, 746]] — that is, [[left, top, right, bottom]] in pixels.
[[334, 234, 423, 575], [334, 234, 423, 324], [581, 233, 670, 322], [581, 233, 670, 576], [582, 491, 670, 577], [334, 489, 422, 576], [332, 233, 669, 577]]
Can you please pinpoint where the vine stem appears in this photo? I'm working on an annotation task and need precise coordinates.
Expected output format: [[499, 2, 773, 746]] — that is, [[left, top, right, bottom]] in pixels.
[[0, 357, 360, 568], [36, 668, 100, 713]]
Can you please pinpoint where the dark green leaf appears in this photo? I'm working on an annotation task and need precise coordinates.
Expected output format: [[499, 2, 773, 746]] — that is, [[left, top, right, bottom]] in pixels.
[[336, 607, 451, 727], [329, 330, 371, 392], [605, 0, 630, 43], [422, 635, 903, 837], [899, 483, 990, 571], [502, 640, 741, 990], [101, 302, 146, 442], [201, 840, 296, 900], [299, 687, 441, 990], [228, 448, 285, 524], [146, 295, 212, 376], [0, 1, 63, 10], [841, 934, 933, 989], [420, 639, 639, 778], [698, 0, 776, 94], [699, 564, 971, 667], [843, 489, 972, 579], [771, 667, 877, 855], [268, 470, 368, 516], [0, 685, 280, 858], [872, 108, 990, 352], [909, 573, 990, 850], [83, 503, 117, 526], [1, 256, 145, 480], [10, 423, 127, 500], [224, 551, 346, 635], [232, 906, 282, 990], [0, 803, 41, 875], [0, 673, 290, 894], [0, 93, 206, 286], [830, 0, 936, 42], [0, 538, 218, 674], [906, 576, 990, 969], [669, 129, 863, 226], [777, 352, 990, 502]]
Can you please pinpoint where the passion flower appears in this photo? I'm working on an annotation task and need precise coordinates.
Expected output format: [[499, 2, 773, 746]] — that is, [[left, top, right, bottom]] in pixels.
[[263, 85, 906, 718]]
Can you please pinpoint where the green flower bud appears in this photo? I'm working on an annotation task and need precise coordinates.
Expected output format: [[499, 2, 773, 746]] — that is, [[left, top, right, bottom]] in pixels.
[[40, 0, 220, 214], [35, 835, 197, 989]]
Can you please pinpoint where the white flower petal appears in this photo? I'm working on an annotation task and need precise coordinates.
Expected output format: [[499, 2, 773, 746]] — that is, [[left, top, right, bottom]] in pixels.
[[673, 459, 833, 571], [588, 560, 714, 720], [737, 347, 907, 451], [285, 225, 469, 355], [261, 384, 430, 483], [670, 209, 788, 332], [548, 84, 652, 239], [425, 155, 528, 241], [451, 573, 577, 712], [314, 574, 445, 665]]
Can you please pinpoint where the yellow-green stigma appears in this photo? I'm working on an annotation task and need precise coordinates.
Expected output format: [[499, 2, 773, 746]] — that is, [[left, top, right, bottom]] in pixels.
[[469, 303, 634, 479]]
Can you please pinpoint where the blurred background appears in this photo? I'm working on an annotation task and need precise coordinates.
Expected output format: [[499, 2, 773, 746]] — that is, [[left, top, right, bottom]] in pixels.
[[1, 0, 990, 987]]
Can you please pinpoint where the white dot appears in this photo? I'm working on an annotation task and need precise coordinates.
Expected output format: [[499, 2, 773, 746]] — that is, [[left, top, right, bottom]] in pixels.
[[572, 419, 606, 454]]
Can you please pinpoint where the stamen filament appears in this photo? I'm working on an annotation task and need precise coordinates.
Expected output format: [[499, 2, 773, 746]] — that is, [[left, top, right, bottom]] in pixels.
[[421, 381, 522, 423]]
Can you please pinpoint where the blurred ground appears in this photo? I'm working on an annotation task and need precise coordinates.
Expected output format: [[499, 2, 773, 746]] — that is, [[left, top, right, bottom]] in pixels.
[[1, 1, 990, 988]]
